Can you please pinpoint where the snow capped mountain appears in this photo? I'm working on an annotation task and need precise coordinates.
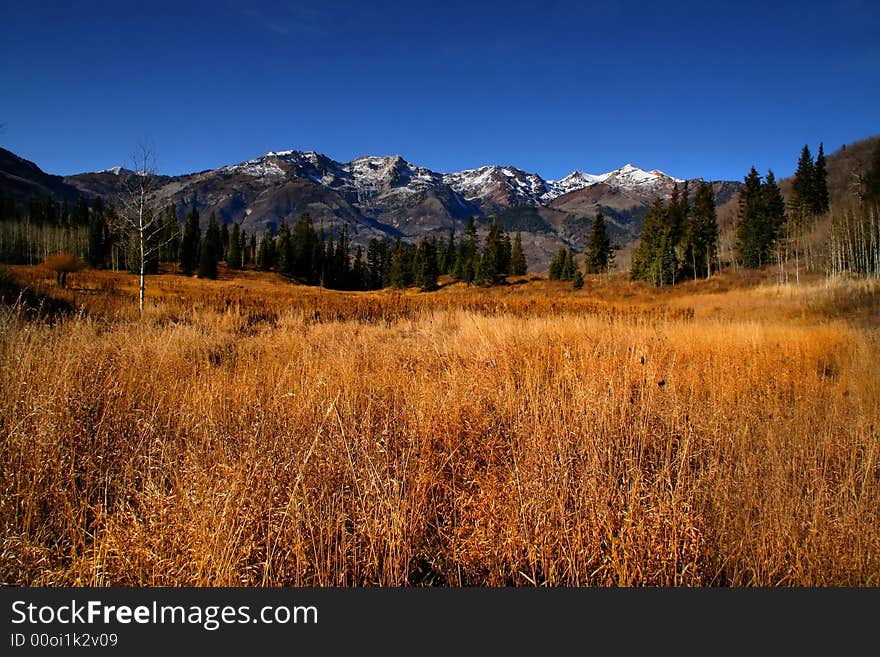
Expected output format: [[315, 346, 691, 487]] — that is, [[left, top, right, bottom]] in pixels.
[[98, 166, 135, 176], [542, 164, 684, 203], [443, 165, 549, 209], [215, 148, 685, 213]]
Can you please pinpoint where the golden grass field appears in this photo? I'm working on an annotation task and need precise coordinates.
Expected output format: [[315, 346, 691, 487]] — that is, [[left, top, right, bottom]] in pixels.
[[1, 264, 878, 585]]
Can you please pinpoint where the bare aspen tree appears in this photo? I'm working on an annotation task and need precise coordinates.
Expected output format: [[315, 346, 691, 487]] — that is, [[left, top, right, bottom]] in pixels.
[[112, 143, 168, 314]]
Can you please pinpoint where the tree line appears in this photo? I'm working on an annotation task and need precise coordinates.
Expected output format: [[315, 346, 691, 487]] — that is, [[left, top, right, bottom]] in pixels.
[[0, 189, 528, 292]]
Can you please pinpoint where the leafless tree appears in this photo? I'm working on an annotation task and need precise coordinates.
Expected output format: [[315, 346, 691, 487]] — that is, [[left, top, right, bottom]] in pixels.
[[112, 143, 169, 313]]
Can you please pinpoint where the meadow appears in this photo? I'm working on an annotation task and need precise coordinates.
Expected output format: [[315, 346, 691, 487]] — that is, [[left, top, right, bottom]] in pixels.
[[1, 264, 878, 585]]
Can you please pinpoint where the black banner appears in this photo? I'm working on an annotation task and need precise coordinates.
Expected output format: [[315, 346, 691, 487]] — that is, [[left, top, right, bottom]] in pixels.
[[0, 588, 875, 653]]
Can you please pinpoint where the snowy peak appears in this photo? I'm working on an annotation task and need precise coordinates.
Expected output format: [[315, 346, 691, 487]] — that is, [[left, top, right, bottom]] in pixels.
[[98, 166, 135, 176], [542, 163, 684, 202], [215, 148, 685, 210], [443, 165, 548, 209]]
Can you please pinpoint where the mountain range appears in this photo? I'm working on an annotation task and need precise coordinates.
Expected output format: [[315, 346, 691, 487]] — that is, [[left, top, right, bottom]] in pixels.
[[1, 145, 744, 270]]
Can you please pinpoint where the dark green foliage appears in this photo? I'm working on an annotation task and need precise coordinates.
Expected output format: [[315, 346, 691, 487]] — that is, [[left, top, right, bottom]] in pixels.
[[584, 211, 613, 274], [439, 230, 456, 275], [631, 198, 677, 286], [510, 231, 527, 276], [220, 222, 230, 261], [247, 233, 256, 266], [257, 227, 276, 271], [572, 268, 584, 290], [453, 217, 479, 284], [681, 180, 718, 279], [276, 221, 293, 275], [487, 206, 553, 233], [790, 145, 815, 221], [476, 221, 510, 284], [560, 248, 576, 281], [179, 207, 201, 275], [813, 143, 829, 214], [415, 237, 439, 291], [367, 238, 389, 289], [159, 204, 180, 264], [197, 212, 221, 279], [548, 247, 566, 280], [227, 223, 242, 269], [735, 167, 786, 268], [860, 140, 880, 206], [389, 239, 413, 288]]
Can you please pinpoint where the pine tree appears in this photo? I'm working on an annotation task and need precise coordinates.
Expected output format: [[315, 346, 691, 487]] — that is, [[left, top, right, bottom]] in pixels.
[[584, 211, 613, 274], [572, 268, 584, 290], [762, 171, 787, 243], [510, 231, 527, 276], [228, 223, 242, 269], [560, 248, 576, 281], [442, 230, 456, 275], [813, 143, 829, 214], [862, 140, 880, 206], [160, 204, 180, 263], [276, 221, 292, 275], [631, 198, 676, 285], [415, 237, 439, 291], [548, 246, 566, 280], [790, 145, 815, 219], [476, 221, 507, 284], [197, 211, 221, 279], [257, 227, 276, 271], [681, 180, 718, 279], [179, 207, 201, 275], [734, 167, 766, 268], [454, 217, 479, 284], [220, 222, 230, 261]]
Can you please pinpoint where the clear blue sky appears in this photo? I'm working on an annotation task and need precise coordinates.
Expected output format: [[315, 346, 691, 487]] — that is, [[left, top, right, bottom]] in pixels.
[[3, 0, 878, 182]]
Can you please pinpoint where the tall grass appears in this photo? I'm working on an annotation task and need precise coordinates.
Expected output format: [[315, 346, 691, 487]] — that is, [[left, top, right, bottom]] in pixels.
[[1, 267, 878, 585]]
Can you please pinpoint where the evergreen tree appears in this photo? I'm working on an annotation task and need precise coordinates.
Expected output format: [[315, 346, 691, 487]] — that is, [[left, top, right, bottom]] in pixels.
[[160, 204, 180, 264], [631, 198, 676, 285], [276, 221, 293, 275], [476, 221, 508, 284], [681, 180, 718, 279], [813, 143, 829, 214], [389, 239, 411, 288], [351, 245, 368, 290], [197, 211, 221, 279], [790, 145, 815, 219], [257, 227, 276, 271], [560, 248, 576, 281], [572, 268, 584, 290], [442, 230, 456, 275], [762, 170, 787, 243], [228, 223, 242, 269], [862, 139, 880, 206], [179, 207, 201, 275], [415, 237, 439, 291], [366, 238, 388, 290], [734, 167, 764, 268], [510, 231, 527, 275], [548, 246, 566, 280], [454, 217, 479, 284], [584, 211, 613, 274], [220, 222, 230, 261], [247, 232, 257, 267], [290, 213, 317, 281]]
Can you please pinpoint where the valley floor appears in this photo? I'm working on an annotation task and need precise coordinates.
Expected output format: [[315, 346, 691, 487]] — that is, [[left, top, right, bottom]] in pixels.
[[1, 265, 878, 585]]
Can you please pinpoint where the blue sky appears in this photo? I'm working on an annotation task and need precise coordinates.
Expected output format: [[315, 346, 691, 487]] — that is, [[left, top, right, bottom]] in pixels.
[[3, 0, 878, 181]]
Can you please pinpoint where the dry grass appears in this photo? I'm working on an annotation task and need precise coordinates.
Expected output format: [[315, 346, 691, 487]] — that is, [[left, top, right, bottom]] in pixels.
[[1, 265, 878, 586]]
